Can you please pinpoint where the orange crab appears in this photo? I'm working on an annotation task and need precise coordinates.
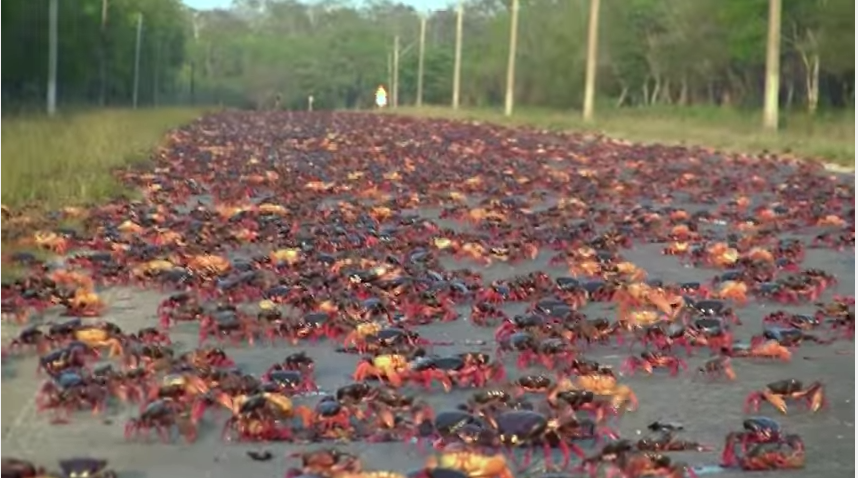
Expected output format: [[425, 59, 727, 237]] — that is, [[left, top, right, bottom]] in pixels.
[[612, 261, 646, 281], [569, 259, 602, 277], [816, 214, 845, 227], [575, 374, 638, 412], [257, 203, 286, 215], [433, 237, 456, 250], [270, 248, 302, 265], [214, 391, 310, 423], [153, 229, 184, 246], [305, 180, 336, 191], [131, 259, 175, 279], [49, 270, 95, 291], [215, 204, 248, 219], [73, 325, 123, 356], [662, 241, 690, 255], [466, 208, 506, 224], [731, 340, 792, 362], [457, 242, 490, 264], [645, 288, 685, 319], [340, 472, 407, 478], [717, 281, 749, 306], [342, 322, 384, 351], [745, 247, 774, 263], [232, 227, 258, 243], [370, 206, 393, 221], [186, 254, 230, 275], [668, 224, 698, 241], [706, 242, 739, 267], [33, 231, 69, 254], [424, 449, 514, 478], [117, 220, 144, 236], [353, 354, 409, 387], [65, 289, 105, 317], [620, 309, 665, 329]]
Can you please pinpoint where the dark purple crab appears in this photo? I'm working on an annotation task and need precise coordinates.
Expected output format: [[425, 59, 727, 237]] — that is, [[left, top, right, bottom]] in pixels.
[[58, 458, 117, 478]]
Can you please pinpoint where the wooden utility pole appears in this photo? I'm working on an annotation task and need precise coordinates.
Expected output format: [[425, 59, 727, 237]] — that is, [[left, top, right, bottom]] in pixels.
[[582, 0, 600, 122], [99, 0, 109, 106], [393, 35, 400, 108], [47, 0, 58, 116], [153, 39, 161, 106], [762, 0, 782, 131], [503, 0, 520, 117], [416, 15, 427, 107], [452, 0, 463, 109], [191, 12, 200, 104], [132, 13, 143, 109], [387, 50, 393, 96]]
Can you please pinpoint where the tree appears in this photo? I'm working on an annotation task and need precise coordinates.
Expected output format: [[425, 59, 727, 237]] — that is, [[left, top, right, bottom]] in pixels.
[[3, 0, 853, 114]]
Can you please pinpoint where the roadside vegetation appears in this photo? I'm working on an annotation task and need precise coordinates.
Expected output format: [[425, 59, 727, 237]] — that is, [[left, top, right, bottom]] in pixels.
[[2, 108, 204, 208], [1, 108, 203, 279], [392, 106, 855, 168]]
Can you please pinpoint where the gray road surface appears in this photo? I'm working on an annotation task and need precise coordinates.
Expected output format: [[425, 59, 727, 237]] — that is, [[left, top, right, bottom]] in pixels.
[[1, 115, 855, 478]]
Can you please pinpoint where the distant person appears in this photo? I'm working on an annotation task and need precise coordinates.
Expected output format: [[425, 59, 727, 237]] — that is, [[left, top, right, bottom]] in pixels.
[[375, 85, 388, 108]]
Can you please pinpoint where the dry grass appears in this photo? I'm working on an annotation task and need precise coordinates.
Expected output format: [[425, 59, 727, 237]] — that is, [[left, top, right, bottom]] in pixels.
[[2, 107, 206, 208], [390, 105, 855, 169], [1, 107, 205, 281]]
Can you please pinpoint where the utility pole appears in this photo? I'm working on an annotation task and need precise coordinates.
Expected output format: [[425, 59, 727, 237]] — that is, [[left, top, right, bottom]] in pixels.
[[99, 0, 109, 106], [452, 0, 463, 109], [393, 35, 400, 108], [582, 0, 600, 122], [191, 12, 200, 104], [762, 0, 782, 131], [153, 39, 161, 106], [132, 12, 143, 109], [416, 15, 427, 107], [47, 0, 58, 116], [503, 0, 520, 117], [387, 50, 393, 95]]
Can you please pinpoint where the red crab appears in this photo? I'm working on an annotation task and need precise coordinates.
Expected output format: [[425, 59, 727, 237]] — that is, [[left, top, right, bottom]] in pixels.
[[621, 351, 687, 376]]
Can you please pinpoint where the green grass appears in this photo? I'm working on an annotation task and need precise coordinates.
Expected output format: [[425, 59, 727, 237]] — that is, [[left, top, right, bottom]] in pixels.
[[390, 105, 855, 169], [1, 107, 206, 281], [2, 107, 207, 208]]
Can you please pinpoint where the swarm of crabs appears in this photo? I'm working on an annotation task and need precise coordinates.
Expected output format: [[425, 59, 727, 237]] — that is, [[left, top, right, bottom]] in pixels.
[[1, 112, 854, 478]]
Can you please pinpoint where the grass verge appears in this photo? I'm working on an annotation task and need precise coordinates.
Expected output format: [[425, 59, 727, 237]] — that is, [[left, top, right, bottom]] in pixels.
[[390, 105, 855, 169], [2, 107, 206, 208], [1, 107, 205, 281]]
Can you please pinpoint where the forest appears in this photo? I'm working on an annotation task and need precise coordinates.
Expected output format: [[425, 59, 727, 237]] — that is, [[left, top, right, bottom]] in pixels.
[[2, 0, 854, 113]]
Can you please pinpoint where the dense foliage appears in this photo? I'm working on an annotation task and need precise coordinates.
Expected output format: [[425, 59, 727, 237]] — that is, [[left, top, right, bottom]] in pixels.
[[2, 0, 853, 112]]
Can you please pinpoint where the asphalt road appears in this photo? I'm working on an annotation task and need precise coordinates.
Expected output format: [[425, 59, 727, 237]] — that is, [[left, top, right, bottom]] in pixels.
[[1, 113, 854, 478]]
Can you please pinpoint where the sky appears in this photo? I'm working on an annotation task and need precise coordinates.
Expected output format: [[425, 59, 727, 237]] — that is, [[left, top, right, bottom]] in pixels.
[[182, 0, 453, 13]]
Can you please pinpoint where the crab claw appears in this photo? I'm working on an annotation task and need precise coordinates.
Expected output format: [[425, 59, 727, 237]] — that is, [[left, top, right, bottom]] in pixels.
[[493, 321, 517, 342], [597, 426, 619, 442], [620, 358, 637, 375], [293, 405, 315, 428], [385, 369, 404, 388], [807, 383, 826, 412], [722, 362, 737, 381], [721, 435, 738, 467], [352, 360, 378, 382]]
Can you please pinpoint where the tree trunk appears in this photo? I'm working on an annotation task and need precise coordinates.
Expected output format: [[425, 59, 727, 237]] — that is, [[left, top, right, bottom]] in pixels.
[[660, 78, 672, 104], [615, 85, 629, 108], [642, 81, 650, 107], [678, 76, 688, 106], [807, 53, 820, 114], [650, 76, 661, 105], [786, 80, 794, 108]]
